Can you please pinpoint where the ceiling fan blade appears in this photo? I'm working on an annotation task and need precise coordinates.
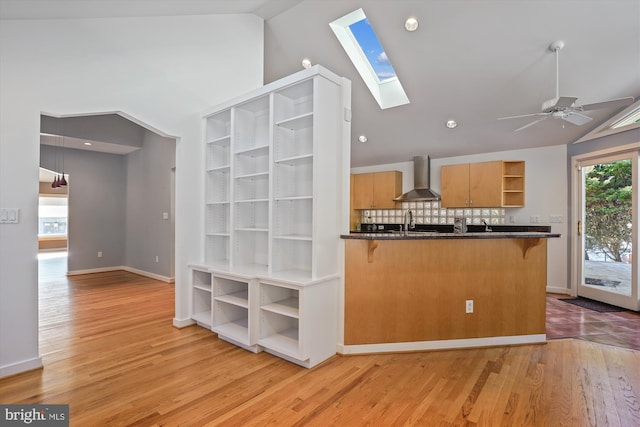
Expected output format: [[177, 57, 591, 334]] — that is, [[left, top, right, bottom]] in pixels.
[[514, 116, 549, 132], [498, 112, 549, 121], [562, 112, 592, 126], [554, 97, 578, 108], [579, 96, 635, 112]]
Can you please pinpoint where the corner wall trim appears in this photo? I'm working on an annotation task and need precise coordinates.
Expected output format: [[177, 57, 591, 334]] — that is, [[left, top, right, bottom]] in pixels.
[[123, 266, 172, 283], [546, 286, 572, 295], [173, 318, 195, 328], [337, 334, 547, 355], [67, 266, 173, 283], [0, 357, 43, 379], [67, 266, 125, 276]]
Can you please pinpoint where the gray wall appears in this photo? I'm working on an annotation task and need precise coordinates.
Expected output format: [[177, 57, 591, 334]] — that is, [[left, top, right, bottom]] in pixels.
[[124, 131, 175, 277], [40, 131, 176, 278], [40, 145, 126, 271], [41, 114, 145, 150]]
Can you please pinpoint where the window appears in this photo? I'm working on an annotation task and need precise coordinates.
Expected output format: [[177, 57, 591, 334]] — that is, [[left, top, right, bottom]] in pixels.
[[39, 196, 68, 236], [610, 105, 640, 129], [330, 8, 409, 109]]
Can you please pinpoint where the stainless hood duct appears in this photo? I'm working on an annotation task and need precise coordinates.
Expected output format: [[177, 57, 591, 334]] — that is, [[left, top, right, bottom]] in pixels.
[[393, 155, 440, 201]]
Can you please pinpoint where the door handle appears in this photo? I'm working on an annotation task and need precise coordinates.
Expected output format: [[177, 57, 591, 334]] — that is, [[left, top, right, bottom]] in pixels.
[[577, 220, 581, 236]]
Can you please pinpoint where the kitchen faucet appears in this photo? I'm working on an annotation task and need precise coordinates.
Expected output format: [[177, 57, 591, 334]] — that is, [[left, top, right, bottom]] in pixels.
[[482, 219, 492, 232], [404, 210, 415, 235]]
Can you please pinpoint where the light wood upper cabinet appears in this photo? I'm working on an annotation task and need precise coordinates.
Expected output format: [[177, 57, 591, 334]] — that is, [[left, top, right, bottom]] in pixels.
[[441, 160, 525, 208], [352, 171, 402, 209]]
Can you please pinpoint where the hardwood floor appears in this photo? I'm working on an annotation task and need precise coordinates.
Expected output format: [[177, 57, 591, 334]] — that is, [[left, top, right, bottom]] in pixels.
[[1, 258, 639, 426], [546, 293, 640, 351]]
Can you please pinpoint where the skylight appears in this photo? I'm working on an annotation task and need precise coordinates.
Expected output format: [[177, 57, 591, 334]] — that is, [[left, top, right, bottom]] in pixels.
[[348, 18, 397, 82], [330, 8, 409, 109]]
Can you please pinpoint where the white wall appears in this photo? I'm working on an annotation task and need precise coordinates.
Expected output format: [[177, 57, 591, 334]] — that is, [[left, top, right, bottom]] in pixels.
[[0, 14, 264, 377], [352, 144, 569, 291]]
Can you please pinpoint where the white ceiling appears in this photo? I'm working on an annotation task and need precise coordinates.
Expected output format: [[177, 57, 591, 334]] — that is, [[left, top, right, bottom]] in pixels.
[[3, 0, 639, 168], [0, 0, 301, 20]]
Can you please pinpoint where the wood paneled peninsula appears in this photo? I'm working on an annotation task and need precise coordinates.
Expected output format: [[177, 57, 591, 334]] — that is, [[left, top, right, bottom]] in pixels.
[[340, 227, 561, 354]]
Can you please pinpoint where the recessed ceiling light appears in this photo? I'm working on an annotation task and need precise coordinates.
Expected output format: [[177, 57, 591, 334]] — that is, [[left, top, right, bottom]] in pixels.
[[302, 58, 312, 69], [84, 142, 92, 146], [358, 135, 368, 143], [405, 17, 419, 32], [446, 120, 458, 129]]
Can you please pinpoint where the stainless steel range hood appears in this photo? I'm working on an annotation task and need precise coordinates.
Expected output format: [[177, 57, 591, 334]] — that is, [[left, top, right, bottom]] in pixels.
[[393, 155, 440, 201]]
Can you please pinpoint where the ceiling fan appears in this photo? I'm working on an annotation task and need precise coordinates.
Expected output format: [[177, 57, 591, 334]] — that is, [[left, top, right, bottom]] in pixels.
[[498, 40, 635, 132]]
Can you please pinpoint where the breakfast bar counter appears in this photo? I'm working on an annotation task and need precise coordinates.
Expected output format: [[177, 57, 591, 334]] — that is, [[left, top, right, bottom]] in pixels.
[[339, 229, 561, 354]]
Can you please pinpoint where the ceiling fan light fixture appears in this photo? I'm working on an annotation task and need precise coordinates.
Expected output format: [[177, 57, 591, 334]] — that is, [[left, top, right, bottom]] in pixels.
[[548, 40, 565, 53]]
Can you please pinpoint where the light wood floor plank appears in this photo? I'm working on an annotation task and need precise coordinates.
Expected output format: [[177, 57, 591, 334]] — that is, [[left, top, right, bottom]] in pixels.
[[1, 269, 639, 426]]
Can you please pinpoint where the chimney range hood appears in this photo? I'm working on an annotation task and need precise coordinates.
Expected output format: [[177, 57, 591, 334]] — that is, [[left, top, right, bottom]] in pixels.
[[393, 155, 440, 201]]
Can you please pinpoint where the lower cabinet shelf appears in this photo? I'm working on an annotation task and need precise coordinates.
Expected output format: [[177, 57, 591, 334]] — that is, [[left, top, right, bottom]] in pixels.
[[214, 290, 249, 308], [192, 310, 212, 328], [261, 297, 299, 318], [213, 318, 249, 342], [190, 265, 338, 368], [259, 327, 300, 358]]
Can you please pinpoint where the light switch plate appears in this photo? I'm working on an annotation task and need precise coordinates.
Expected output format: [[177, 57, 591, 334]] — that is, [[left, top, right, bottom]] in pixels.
[[549, 215, 563, 223], [0, 208, 19, 224]]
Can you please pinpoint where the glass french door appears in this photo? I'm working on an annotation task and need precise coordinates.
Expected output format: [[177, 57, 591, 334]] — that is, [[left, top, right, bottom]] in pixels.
[[575, 152, 639, 310]]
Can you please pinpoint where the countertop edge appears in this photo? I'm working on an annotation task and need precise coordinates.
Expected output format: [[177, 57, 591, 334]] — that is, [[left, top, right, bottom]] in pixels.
[[341, 232, 562, 240]]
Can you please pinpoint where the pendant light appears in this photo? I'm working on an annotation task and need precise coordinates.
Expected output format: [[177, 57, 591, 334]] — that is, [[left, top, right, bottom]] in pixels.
[[59, 136, 67, 186], [51, 135, 60, 188]]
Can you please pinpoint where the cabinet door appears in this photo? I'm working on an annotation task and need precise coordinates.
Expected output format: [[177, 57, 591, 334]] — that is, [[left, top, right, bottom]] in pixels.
[[352, 173, 374, 209], [440, 164, 470, 207], [469, 161, 503, 207], [373, 171, 401, 209]]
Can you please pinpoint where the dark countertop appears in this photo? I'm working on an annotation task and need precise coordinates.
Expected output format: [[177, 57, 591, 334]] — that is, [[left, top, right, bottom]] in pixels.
[[341, 231, 561, 240], [341, 224, 561, 240]]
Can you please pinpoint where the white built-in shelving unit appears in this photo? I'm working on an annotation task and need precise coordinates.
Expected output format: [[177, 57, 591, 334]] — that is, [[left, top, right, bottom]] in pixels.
[[191, 65, 350, 368]]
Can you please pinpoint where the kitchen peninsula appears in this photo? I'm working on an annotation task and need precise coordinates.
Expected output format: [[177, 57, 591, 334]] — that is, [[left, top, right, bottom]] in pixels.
[[340, 228, 561, 354]]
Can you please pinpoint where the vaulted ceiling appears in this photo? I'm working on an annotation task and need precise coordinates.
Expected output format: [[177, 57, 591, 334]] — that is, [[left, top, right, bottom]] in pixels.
[[263, 0, 640, 166], [3, 0, 639, 167]]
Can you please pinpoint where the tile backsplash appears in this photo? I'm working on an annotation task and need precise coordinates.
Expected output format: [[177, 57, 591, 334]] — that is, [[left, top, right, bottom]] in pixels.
[[359, 201, 505, 226]]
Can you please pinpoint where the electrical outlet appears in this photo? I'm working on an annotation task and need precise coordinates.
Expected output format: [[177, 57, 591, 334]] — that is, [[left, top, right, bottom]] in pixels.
[[98, 251, 103, 258], [509, 215, 516, 224], [155, 256, 159, 263], [530, 215, 540, 224], [466, 299, 474, 313]]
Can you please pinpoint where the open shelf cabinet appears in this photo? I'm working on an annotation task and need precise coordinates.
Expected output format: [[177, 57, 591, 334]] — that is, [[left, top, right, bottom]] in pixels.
[[212, 275, 258, 351], [258, 277, 338, 368], [196, 65, 350, 367], [502, 161, 525, 207], [191, 268, 212, 328]]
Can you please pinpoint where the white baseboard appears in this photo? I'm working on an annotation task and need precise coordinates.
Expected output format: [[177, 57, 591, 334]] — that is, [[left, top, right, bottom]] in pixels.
[[67, 265, 173, 283], [123, 266, 172, 283], [173, 317, 195, 328], [67, 266, 125, 276], [546, 286, 572, 295], [337, 334, 546, 355], [0, 357, 43, 379]]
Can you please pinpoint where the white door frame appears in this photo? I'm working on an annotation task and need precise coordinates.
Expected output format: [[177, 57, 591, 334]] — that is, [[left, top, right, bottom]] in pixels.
[[571, 142, 640, 311]]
